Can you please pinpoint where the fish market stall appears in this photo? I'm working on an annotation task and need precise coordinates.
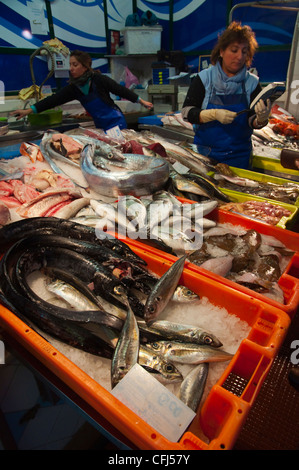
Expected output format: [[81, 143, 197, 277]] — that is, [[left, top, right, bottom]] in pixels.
[[0, 126, 298, 450]]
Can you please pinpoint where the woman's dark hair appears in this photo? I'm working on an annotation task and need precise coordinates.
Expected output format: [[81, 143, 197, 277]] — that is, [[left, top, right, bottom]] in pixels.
[[70, 50, 92, 70], [211, 21, 258, 67]]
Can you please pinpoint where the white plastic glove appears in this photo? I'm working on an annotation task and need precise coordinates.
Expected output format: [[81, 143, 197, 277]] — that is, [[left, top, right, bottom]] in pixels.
[[200, 108, 237, 125], [254, 98, 271, 125]]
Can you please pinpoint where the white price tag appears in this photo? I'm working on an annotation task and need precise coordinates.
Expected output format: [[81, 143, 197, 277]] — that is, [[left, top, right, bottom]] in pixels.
[[106, 125, 124, 141], [111, 364, 196, 442]]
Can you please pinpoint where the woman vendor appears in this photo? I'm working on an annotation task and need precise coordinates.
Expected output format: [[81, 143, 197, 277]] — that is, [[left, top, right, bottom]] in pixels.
[[11, 50, 153, 132], [181, 21, 271, 169]]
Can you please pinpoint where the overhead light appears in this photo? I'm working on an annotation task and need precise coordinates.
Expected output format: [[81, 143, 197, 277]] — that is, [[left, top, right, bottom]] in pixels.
[[22, 29, 33, 40]]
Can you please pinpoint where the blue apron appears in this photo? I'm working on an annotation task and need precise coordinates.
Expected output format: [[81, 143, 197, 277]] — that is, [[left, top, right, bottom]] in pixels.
[[78, 81, 127, 132], [194, 81, 252, 169]]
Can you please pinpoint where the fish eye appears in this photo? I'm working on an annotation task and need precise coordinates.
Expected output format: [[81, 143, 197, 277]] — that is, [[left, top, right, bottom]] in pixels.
[[164, 364, 175, 373], [149, 305, 156, 313], [151, 342, 160, 350], [204, 336, 213, 344]]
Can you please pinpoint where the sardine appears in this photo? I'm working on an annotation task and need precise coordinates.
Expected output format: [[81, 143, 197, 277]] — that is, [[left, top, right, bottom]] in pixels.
[[144, 254, 188, 324], [145, 341, 233, 364], [138, 345, 183, 383], [111, 302, 139, 388], [179, 363, 209, 411], [46, 277, 101, 311], [138, 319, 222, 347]]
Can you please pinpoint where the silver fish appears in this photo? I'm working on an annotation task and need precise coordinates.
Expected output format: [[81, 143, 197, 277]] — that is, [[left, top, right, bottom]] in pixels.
[[93, 140, 125, 161], [90, 198, 137, 234], [141, 132, 214, 176], [138, 345, 183, 383], [169, 170, 211, 198], [80, 144, 169, 197], [138, 319, 222, 347], [151, 225, 201, 255], [111, 303, 139, 388], [146, 198, 174, 232], [145, 341, 233, 364], [45, 277, 119, 348], [144, 254, 188, 324], [179, 363, 209, 411], [117, 195, 147, 233], [46, 278, 100, 311]]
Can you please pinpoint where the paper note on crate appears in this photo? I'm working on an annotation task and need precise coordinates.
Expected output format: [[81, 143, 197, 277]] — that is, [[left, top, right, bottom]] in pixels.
[[111, 363, 195, 442]]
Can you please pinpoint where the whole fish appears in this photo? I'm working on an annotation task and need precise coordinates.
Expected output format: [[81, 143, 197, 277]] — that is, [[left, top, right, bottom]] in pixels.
[[145, 341, 233, 364], [90, 198, 137, 235], [146, 197, 174, 232], [45, 275, 119, 347], [138, 319, 222, 347], [179, 363, 209, 411], [144, 254, 188, 324], [138, 345, 183, 383], [116, 195, 147, 232], [151, 225, 202, 255], [182, 173, 231, 202], [46, 277, 101, 311], [42, 266, 106, 310], [169, 170, 211, 199], [111, 302, 139, 388], [138, 131, 215, 176], [81, 144, 169, 197]]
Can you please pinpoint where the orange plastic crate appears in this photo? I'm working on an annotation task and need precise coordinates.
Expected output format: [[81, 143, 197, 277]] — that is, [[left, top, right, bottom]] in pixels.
[[123, 203, 299, 319], [0, 244, 291, 450]]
